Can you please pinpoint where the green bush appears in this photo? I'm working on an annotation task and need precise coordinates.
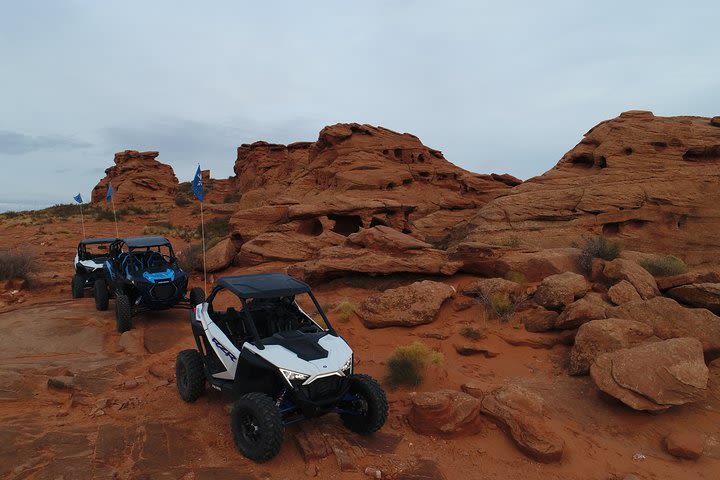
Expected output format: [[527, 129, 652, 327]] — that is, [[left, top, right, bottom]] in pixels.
[[477, 291, 517, 322], [578, 235, 621, 273], [224, 193, 241, 203], [332, 299, 356, 322], [640, 255, 688, 276], [0, 250, 37, 280], [460, 325, 485, 340], [385, 342, 443, 388], [504, 270, 528, 285], [497, 236, 521, 248], [202, 216, 231, 241]]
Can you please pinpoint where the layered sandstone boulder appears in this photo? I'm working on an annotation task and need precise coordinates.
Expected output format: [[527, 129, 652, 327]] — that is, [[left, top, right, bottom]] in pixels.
[[355, 280, 455, 328], [608, 296, 720, 355], [666, 283, 720, 314], [92, 150, 178, 207], [480, 384, 564, 463], [569, 318, 654, 375], [590, 338, 709, 411], [408, 390, 483, 437], [450, 112, 720, 266]]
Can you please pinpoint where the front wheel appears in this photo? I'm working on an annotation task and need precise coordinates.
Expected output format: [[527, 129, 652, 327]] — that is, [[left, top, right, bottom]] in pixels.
[[189, 287, 205, 307], [115, 293, 132, 333], [340, 374, 389, 435], [176, 349, 205, 402], [231, 393, 284, 463], [71, 274, 85, 299], [94, 279, 109, 311]]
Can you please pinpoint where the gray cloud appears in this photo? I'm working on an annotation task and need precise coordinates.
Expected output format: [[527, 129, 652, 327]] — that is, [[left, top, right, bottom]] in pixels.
[[0, 131, 92, 155], [0, 0, 718, 212]]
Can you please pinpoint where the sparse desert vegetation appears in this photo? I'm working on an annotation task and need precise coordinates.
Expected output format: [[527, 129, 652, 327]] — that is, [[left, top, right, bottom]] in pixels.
[[640, 255, 688, 276], [385, 341, 444, 388], [578, 235, 621, 273]]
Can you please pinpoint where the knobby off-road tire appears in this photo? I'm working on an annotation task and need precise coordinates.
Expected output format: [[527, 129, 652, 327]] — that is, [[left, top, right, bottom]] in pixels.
[[115, 293, 132, 333], [189, 287, 205, 307], [176, 349, 205, 402], [231, 393, 284, 463], [340, 374, 389, 435], [94, 279, 109, 311], [71, 274, 84, 299]]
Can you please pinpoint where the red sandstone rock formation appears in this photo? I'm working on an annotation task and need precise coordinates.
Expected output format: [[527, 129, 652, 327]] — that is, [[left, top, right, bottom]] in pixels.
[[450, 112, 720, 266], [91, 150, 178, 207]]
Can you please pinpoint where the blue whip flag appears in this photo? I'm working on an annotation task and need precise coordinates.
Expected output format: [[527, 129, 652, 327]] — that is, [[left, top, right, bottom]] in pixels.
[[106, 182, 113, 203], [73, 193, 83, 204], [192, 165, 205, 202]]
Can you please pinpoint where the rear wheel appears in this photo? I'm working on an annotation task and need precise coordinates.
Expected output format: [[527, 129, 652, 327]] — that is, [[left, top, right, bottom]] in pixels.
[[71, 274, 84, 298], [189, 287, 205, 307], [115, 293, 132, 333], [340, 374, 388, 435], [94, 279, 109, 311], [176, 349, 205, 402], [231, 393, 284, 463]]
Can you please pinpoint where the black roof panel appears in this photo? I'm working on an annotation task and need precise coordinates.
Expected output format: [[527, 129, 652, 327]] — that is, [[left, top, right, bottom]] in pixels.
[[80, 237, 117, 245], [218, 273, 311, 299], [123, 236, 172, 248]]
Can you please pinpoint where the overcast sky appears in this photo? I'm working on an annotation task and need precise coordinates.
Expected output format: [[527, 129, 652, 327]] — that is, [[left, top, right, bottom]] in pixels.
[[1, 1, 718, 211]]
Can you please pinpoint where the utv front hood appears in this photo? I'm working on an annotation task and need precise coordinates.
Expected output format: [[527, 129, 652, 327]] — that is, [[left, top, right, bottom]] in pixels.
[[244, 333, 352, 382]]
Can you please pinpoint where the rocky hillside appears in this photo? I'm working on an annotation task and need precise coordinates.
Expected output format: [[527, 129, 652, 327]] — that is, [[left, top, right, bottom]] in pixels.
[[449, 111, 720, 266]]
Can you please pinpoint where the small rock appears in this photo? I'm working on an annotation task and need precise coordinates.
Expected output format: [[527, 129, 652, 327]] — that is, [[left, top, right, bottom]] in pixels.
[[518, 307, 559, 333], [664, 430, 704, 460], [47, 376, 76, 391], [454, 344, 499, 357], [408, 390, 483, 437]]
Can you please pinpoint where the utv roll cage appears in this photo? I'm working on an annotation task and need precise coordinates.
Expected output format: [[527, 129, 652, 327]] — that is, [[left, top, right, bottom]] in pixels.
[[77, 237, 116, 261], [204, 273, 338, 350]]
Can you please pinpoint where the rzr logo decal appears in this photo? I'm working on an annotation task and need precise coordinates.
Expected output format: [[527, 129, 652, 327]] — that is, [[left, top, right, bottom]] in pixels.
[[212, 338, 237, 362]]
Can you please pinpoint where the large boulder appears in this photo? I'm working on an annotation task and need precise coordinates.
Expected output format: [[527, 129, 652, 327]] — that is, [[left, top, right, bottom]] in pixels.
[[554, 292, 608, 330], [518, 307, 559, 333], [204, 238, 239, 272], [607, 280, 641, 305], [91, 150, 178, 207], [356, 280, 455, 328], [590, 338, 709, 411], [608, 297, 720, 355], [599, 258, 659, 300], [449, 246, 582, 282], [480, 384, 564, 463], [657, 269, 720, 291], [533, 272, 589, 310], [408, 390, 483, 437], [666, 283, 720, 314], [569, 318, 654, 375]]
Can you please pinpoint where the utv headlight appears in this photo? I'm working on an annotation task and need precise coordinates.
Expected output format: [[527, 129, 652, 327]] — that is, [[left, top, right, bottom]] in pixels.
[[280, 369, 310, 384], [341, 356, 353, 375]]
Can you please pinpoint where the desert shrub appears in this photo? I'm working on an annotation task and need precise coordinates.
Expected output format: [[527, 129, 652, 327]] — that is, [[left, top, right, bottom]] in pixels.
[[385, 342, 443, 388], [640, 255, 688, 276], [0, 250, 37, 280], [460, 325, 485, 340], [125, 205, 148, 214], [144, 223, 196, 242], [477, 291, 517, 322], [224, 193, 241, 203], [2, 210, 21, 219], [578, 235, 621, 273], [176, 238, 221, 273], [175, 193, 191, 207], [331, 299, 356, 322], [504, 270, 528, 285], [202, 215, 231, 241], [92, 208, 122, 221], [497, 236, 521, 248], [177, 244, 203, 272]]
